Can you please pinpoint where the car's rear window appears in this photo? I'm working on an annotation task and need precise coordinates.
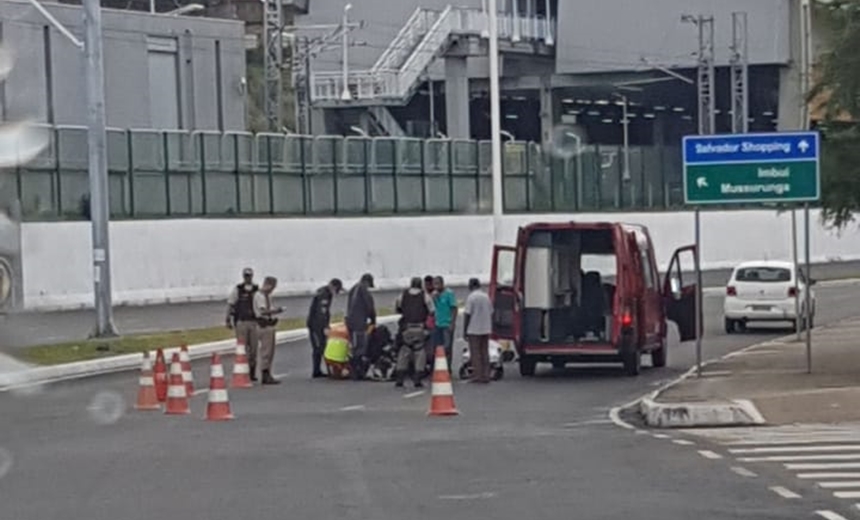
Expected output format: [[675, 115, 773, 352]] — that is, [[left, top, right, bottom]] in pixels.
[[734, 267, 792, 282]]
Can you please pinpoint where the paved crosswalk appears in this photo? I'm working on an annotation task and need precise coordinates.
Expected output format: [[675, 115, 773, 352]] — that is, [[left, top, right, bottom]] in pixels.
[[682, 423, 860, 511]]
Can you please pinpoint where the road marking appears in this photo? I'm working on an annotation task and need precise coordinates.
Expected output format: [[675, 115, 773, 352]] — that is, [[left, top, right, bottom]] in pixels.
[[192, 388, 208, 396], [730, 466, 758, 477], [273, 373, 289, 379], [634, 430, 649, 435], [740, 454, 860, 462], [438, 492, 496, 501], [769, 486, 801, 499], [652, 433, 671, 439], [673, 439, 695, 446], [730, 445, 860, 454], [339, 405, 366, 412], [799, 473, 860, 479], [833, 491, 860, 499], [818, 482, 860, 489], [403, 390, 425, 399], [786, 463, 860, 471], [698, 450, 723, 460], [562, 419, 614, 427], [816, 511, 849, 520], [726, 437, 860, 446]]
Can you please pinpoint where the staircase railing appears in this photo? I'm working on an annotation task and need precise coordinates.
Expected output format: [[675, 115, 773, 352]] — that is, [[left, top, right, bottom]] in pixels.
[[371, 7, 442, 73]]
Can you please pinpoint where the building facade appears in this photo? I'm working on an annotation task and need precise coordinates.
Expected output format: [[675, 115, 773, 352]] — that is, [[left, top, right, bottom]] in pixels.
[[0, 0, 248, 131], [297, 0, 805, 144]]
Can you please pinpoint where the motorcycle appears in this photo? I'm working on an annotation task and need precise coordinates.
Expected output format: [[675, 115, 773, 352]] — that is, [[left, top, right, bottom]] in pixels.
[[458, 339, 512, 381]]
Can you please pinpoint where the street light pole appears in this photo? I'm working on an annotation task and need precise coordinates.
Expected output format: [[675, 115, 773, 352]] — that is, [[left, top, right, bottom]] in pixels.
[[340, 3, 353, 101], [83, 0, 117, 337], [488, 0, 503, 240]]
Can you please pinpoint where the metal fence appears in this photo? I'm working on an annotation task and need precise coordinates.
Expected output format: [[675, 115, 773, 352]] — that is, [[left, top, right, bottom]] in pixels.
[[8, 125, 690, 220]]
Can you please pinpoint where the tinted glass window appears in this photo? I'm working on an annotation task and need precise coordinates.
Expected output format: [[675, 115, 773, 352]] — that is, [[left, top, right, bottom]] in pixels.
[[734, 267, 791, 283]]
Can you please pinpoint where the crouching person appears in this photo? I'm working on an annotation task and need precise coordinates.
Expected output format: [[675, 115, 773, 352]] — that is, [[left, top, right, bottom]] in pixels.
[[323, 325, 352, 379], [394, 277, 435, 389]]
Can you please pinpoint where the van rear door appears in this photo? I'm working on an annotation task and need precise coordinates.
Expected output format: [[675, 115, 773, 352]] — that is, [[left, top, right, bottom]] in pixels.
[[489, 245, 519, 341], [662, 245, 699, 342]]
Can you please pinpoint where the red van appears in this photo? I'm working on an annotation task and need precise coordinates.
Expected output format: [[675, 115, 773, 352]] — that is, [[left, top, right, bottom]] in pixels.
[[489, 221, 699, 377]]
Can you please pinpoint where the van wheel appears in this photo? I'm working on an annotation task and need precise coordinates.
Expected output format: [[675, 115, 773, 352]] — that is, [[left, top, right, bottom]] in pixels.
[[519, 357, 536, 377], [651, 343, 667, 368], [622, 341, 641, 376], [551, 360, 566, 370], [724, 318, 735, 334]]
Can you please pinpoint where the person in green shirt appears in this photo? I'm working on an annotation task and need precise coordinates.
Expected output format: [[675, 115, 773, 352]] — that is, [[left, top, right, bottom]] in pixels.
[[432, 276, 458, 372]]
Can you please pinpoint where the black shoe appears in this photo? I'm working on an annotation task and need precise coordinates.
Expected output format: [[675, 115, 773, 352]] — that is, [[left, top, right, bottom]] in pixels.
[[394, 380, 404, 388], [413, 381, 424, 389], [249, 366, 258, 382], [312, 372, 325, 379], [261, 371, 281, 385]]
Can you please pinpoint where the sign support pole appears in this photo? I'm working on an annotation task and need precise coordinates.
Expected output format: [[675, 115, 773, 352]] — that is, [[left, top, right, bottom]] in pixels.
[[792, 207, 801, 340], [694, 207, 703, 377], [804, 202, 812, 373]]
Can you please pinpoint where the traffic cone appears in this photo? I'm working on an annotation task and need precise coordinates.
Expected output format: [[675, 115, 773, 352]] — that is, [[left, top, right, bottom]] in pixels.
[[179, 344, 194, 395], [154, 348, 168, 402], [165, 353, 190, 415], [230, 339, 253, 389], [134, 352, 160, 411], [204, 353, 234, 421], [428, 346, 459, 416]]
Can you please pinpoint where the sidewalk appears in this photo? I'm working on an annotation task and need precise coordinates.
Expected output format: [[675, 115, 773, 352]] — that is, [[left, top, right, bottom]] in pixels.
[[646, 316, 860, 427], [2, 260, 859, 351]]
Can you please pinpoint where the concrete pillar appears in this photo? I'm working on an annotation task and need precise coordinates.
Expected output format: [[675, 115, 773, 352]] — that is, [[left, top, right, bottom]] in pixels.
[[777, 0, 803, 131], [444, 57, 471, 139], [310, 108, 327, 135], [538, 80, 558, 144]]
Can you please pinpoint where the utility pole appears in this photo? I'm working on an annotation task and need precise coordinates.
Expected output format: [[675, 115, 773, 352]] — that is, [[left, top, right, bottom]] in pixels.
[[262, 0, 284, 132], [730, 11, 749, 133], [340, 3, 353, 101], [488, 0, 503, 238], [83, 0, 117, 337]]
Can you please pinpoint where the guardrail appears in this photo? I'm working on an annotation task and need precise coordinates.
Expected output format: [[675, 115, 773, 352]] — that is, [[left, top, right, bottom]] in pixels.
[[8, 126, 696, 221]]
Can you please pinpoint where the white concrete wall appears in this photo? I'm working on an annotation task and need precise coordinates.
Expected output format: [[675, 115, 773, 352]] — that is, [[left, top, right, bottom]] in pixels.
[[21, 209, 860, 310]]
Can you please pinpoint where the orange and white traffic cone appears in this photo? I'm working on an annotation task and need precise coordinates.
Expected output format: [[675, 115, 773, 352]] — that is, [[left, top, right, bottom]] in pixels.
[[204, 353, 234, 421], [165, 353, 190, 415], [134, 351, 160, 411], [179, 344, 194, 395], [154, 348, 168, 402], [230, 339, 253, 389], [428, 346, 459, 416]]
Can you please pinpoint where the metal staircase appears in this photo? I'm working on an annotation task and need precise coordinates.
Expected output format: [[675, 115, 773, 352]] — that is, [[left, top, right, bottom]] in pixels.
[[364, 106, 406, 137], [310, 6, 555, 108]]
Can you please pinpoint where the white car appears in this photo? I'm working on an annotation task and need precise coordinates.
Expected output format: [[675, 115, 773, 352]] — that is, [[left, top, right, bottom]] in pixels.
[[723, 260, 816, 333]]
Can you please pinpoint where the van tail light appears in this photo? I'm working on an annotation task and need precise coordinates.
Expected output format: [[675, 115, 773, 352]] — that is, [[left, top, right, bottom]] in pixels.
[[726, 286, 737, 297], [621, 310, 633, 327], [788, 287, 798, 298]]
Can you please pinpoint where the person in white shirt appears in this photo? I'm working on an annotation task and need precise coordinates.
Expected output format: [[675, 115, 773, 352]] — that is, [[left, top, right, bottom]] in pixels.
[[462, 278, 493, 383], [254, 276, 284, 385]]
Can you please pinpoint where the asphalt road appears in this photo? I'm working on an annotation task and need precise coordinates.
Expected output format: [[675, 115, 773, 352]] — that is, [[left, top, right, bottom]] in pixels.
[[1, 282, 859, 519], [3, 260, 860, 350]]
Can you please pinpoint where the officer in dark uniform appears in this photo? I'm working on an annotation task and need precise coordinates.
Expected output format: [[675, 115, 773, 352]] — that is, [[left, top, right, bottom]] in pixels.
[[226, 267, 260, 381], [306, 278, 343, 378]]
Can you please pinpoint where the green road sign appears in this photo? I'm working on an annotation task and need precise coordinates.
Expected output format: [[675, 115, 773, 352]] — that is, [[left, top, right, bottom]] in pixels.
[[683, 132, 821, 205]]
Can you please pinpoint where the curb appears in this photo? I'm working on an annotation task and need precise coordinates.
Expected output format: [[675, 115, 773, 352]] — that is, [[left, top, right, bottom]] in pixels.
[[0, 315, 401, 392]]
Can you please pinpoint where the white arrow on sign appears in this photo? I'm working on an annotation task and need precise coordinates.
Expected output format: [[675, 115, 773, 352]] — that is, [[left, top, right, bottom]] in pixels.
[[696, 176, 708, 188], [798, 139, 810, 153]]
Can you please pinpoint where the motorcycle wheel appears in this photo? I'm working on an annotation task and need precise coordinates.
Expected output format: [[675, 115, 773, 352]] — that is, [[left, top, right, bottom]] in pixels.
[[491, 365, 504, 381], [459, 364, 472, 380]]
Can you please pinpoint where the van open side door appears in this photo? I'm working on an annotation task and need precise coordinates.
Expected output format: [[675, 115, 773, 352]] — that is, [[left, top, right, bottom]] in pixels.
[[662, 245, 699, 342], [489, 245, 519, 341]]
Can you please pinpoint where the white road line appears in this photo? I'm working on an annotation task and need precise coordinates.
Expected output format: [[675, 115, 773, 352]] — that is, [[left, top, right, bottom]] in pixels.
[[833, 491, 860, 499], [730, 445, 860, 454], [698, 450, 723, 460], [740, 454, 860, 462], [726, 438, 860, 446], [816, 511, 849, 520], [818, 482, 860, 489], [730, 466, 758, 477], [799, 473, 860, 479], [339, 405, 366, 412], [273, 373, 289, 379], [786, 463, 860, 471], [562, 419, 614, 427], [438, 492, 496, 501], [652, 433, 671, 439], [672, 439, 694, 446], [769, 486, 801, 499], [403, 390, 425, 399], [634, 430, 649, 435], [192, 388, 208, 396]]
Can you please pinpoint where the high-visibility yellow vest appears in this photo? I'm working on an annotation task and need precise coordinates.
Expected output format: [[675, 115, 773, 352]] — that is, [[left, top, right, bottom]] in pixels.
[[324, 337, 349, 363]]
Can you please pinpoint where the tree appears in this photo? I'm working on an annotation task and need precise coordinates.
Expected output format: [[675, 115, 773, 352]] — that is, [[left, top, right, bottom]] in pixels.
[[807, 0, 860, 228]]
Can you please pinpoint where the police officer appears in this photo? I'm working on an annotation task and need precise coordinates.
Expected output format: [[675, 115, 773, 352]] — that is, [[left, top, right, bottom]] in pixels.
[[226, 267, 260, 381], [394, 277, 435, 388], [255, 276, 284, 385], [306, 278, 343, 378], [346, 273, 377, 381]]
